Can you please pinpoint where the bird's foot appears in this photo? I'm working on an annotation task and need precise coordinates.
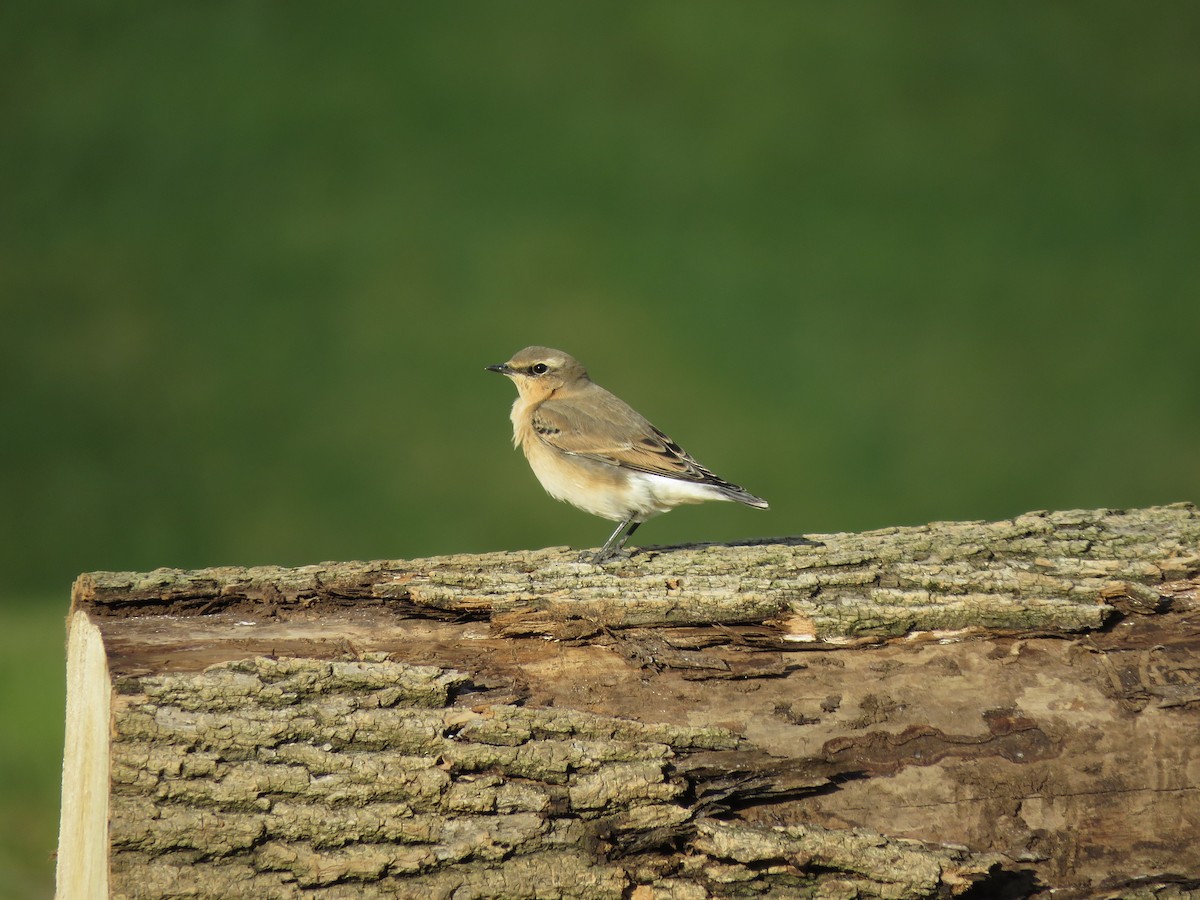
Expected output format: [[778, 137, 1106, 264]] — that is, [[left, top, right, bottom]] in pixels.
[[584, 548, 628, 565]]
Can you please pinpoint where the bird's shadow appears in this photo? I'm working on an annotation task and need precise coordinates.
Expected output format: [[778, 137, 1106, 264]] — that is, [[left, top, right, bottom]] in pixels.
[[724, 535, 825, 549], [636, 535, 826, 556]]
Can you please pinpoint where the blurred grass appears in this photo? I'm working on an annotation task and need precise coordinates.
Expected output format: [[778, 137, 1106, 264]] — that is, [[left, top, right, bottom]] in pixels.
[[0, 602, 65, 898], [1, 5, 1198, 894]]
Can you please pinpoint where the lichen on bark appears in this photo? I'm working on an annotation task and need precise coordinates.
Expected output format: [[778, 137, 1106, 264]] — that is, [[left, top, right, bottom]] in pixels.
[[107, 656, 995, 898]]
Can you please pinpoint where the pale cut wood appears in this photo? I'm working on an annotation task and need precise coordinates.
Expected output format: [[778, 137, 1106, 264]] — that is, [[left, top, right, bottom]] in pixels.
[[57, 504, 1200, 898], [56, 611, 110, 900]]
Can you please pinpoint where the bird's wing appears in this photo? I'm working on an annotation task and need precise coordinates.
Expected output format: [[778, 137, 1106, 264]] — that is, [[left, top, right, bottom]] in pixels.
[[532, 392, 721, 484]]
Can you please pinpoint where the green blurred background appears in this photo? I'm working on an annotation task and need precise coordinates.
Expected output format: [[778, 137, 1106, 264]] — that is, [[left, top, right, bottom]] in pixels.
[[3, 4, 1198, 895]]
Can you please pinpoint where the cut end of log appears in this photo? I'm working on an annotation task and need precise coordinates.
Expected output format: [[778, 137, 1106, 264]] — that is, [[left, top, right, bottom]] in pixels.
[[56, 610, 110, 900]]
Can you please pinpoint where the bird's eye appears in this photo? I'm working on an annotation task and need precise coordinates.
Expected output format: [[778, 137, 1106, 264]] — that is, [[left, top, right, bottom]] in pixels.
[[530, 363, 549, 375]]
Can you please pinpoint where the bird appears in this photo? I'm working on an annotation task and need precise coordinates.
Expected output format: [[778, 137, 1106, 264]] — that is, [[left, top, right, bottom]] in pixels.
[[486, 346, 768, 563]]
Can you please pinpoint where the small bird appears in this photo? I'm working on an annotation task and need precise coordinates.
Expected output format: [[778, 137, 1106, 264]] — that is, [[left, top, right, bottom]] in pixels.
[[486, 346, 768, 562]]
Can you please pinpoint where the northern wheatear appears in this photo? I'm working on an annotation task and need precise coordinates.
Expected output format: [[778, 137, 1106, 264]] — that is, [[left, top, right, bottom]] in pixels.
[[486, 346, 768, 562]]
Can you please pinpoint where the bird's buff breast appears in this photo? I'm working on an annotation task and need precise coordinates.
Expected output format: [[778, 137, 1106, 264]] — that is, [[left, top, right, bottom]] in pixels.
[[519, 434, 636, 522], [511, 397, 719, 522]]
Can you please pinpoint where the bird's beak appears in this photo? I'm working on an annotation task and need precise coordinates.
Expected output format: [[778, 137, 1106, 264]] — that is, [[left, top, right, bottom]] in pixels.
[[485, 363, 514, 375]]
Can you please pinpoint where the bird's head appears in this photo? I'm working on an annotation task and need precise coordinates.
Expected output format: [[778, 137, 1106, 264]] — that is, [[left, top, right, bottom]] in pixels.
[[486, 346, 589, 402]]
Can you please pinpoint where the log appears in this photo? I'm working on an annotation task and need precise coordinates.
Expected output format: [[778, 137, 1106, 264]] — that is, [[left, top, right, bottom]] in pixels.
[[56, 504, 1200, 899]]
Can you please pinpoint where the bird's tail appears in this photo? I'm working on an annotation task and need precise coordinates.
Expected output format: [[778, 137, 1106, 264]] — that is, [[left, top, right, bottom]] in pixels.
[[716, 482, 769, 509]]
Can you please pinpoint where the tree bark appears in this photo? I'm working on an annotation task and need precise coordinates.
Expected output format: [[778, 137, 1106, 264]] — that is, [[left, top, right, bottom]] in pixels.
[[57, 504, 1200, 899]]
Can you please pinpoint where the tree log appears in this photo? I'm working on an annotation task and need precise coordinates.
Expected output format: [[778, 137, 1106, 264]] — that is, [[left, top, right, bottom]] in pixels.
[[57, 504, 1200, 899]]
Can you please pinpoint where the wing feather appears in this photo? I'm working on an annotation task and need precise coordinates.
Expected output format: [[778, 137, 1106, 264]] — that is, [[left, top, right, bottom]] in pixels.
[[531, 391, 723, 484]]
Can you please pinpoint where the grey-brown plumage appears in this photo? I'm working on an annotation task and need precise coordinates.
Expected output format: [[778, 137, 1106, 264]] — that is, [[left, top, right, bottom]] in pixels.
[[487, 346, 768, 562]]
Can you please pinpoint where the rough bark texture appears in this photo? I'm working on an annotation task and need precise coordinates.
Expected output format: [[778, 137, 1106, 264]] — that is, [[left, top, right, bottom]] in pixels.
[[61, 504, 1200, 899]]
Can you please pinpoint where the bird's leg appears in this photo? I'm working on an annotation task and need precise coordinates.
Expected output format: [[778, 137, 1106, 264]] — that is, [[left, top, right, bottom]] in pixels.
[[592, 516, 641, 564]]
